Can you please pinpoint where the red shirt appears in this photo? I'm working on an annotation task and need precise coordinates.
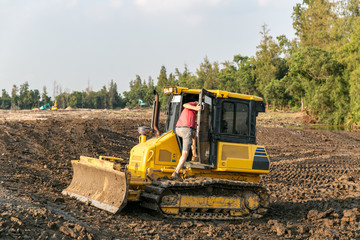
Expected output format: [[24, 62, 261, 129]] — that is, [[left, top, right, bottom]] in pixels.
[[176, 102, 197, 129]]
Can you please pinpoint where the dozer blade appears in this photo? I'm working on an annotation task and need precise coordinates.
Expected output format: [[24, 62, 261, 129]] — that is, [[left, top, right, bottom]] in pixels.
[[62, 156, 128, 214]]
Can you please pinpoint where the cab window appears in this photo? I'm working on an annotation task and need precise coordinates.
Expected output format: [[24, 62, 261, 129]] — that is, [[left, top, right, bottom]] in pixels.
[[221, 101, 249, 135]]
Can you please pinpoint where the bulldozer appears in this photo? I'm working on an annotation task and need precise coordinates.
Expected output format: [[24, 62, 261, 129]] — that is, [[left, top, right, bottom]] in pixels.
[[62, 87, 271, 220]]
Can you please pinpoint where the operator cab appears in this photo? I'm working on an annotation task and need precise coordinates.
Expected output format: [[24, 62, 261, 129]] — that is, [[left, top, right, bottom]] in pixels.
[[164, 87, 265, 169]]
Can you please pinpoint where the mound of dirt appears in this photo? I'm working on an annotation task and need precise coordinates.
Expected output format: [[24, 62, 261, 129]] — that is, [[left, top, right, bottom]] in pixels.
[[0, 110, 359, 239]]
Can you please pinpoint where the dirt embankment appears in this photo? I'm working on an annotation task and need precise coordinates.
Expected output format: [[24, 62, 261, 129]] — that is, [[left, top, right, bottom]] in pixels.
[[0, 109, 359, 239]]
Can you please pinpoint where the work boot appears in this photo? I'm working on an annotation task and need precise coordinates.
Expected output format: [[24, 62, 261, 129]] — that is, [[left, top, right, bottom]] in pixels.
[[191, 156, 199, 162], [171, 171, 183, 182]]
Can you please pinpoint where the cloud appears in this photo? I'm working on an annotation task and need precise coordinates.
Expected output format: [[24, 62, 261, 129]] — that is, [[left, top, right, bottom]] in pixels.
[[134, 0, 227, 14]]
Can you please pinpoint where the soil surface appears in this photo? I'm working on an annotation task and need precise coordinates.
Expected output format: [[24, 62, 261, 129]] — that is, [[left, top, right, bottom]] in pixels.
[[0, 109, 359, 239]]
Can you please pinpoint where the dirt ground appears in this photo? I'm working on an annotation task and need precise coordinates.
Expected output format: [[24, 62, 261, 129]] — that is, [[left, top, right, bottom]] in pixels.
[[0, 109, 359, 239]]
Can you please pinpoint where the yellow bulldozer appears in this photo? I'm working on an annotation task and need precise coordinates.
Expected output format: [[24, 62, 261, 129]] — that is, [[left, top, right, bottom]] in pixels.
[[62, 87, 271, 220]]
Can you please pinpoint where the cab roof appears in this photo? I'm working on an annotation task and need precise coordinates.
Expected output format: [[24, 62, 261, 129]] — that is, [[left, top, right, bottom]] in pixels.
[[163, 86, 264, 102]]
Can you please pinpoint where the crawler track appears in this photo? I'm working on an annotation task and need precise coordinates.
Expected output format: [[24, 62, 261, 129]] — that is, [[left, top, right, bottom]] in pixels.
[[141, 177, 270, 220]]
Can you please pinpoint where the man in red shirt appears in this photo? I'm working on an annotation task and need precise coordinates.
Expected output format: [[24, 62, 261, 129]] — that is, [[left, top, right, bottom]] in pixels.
[[172, 102, 201, 181]]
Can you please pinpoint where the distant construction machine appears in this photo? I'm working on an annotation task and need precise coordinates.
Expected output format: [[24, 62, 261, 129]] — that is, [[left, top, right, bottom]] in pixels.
[[39, 104, 51, 110], [39, 100, 58, 111], [138, 99, 147, 107], [62, 87, 271, 220]]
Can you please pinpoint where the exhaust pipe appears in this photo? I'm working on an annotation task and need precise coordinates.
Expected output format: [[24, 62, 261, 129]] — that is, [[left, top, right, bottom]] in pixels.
[[151, 90, 161, 137]]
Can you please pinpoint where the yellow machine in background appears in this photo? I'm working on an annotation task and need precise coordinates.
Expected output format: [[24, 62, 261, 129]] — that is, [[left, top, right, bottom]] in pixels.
[[63, 87, 271, 220], [51, 100, 58, 111]]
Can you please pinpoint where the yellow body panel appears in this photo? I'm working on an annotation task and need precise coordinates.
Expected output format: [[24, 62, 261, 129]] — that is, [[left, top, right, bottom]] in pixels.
[[216, 142, 270, 174], [128, 131, 181, 181]]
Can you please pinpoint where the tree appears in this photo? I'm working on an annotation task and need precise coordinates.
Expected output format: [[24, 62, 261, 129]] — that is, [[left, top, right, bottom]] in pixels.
[[1, 89, 11, 109], [196, 57, 219, 89], [41, 86, 51, 105], [338, 15, 360, 125], [263, 78, 291, 109], [253, 24, 284, 102], [156, 66, 169, 90], [97, 86, 107, 109], [19, 82, 30, 109], [232, 55, 258, 95], [108, 80, 121, 109], [69, 91, 83, 108], [217, 61, 238, 93], [156, 66, 174, 109], [29, 89, 40, 108], [11, 85, 19, 109], [348, 67, 360, 125], [287, 46, 348, 123], [176, 65, 197, 88], [292, 0, 336, 49]]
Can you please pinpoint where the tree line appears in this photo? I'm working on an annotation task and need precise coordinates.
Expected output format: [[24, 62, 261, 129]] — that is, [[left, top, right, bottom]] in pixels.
[[0, 80, 125, 110], [1, 0, 359, 126]]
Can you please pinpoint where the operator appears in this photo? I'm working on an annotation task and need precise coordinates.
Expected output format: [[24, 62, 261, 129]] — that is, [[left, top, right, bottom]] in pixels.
[[171, 101, 201, 181]]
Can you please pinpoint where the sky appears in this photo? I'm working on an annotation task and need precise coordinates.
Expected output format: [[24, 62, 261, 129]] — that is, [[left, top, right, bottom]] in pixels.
[[0, 0, 301, 97]]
